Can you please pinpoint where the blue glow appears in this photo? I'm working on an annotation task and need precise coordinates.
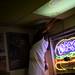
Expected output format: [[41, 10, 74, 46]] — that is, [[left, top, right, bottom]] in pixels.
[[55, 39, 75, 56]]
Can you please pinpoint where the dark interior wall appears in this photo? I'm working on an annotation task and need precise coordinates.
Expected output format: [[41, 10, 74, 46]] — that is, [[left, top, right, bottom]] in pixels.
[[0, 26, 35, 75], [49, 14, 75, 35], [49, 20, 64, 35], [64, 15, 75, 29], [0, 26, 35, 45], [0, 26, 32, 33]]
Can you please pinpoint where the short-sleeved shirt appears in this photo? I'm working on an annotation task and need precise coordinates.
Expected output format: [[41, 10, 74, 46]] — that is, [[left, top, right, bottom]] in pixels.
[[29, 37, 48, 75]]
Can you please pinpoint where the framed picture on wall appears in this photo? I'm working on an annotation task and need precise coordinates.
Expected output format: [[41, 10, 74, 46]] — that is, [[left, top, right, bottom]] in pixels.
[[6, 32, 30, 70], [0, 33, 6, 71]]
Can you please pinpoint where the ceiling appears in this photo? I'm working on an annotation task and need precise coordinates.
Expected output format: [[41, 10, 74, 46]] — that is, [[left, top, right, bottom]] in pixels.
[[0, 0, 49, 26], [0, 0, 75, 27]]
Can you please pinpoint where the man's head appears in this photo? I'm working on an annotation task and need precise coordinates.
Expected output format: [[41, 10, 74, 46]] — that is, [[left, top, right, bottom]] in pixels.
[[33, 25, 49, 44], [43, 31, 49, 41]]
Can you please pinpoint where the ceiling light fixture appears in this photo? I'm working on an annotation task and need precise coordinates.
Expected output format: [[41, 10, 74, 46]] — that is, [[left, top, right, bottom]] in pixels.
[[34, 0, 75, 17]]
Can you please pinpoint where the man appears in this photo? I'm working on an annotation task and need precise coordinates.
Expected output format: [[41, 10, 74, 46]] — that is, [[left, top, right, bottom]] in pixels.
[[28, 31, 49, 75]]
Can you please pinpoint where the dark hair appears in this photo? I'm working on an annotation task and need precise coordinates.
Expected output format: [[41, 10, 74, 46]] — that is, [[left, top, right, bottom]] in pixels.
[[32, 23, 50, 44], [33, 30, 49, 44], [32, 31, 43, 44], [43, 31, 49, 41]]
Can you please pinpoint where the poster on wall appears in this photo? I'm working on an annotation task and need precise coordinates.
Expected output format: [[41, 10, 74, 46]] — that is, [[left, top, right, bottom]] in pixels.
[[0, 33, 6, 71], [6, 32, 30, 70]]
